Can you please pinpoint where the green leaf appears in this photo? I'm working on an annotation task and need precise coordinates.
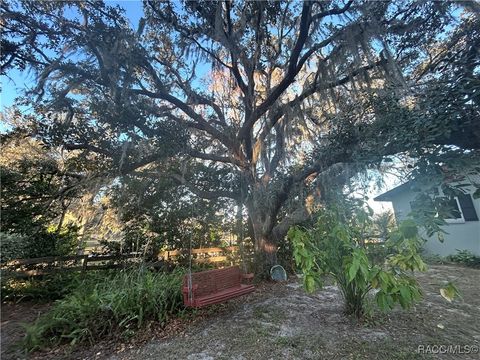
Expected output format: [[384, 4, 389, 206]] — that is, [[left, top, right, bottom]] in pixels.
[[399, 220, 418, 239], [379, 271, 390, 287], [359, 260, 369, 279], [440, 282, 461, 303], [376, 292, 388, 310], [399, 286, 412, 302], [348, 259, 360, 282], [304, 274, 316, 293]]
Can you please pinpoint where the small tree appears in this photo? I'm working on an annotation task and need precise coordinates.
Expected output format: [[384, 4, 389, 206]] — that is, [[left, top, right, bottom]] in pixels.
[[289, 204, 425, 319]]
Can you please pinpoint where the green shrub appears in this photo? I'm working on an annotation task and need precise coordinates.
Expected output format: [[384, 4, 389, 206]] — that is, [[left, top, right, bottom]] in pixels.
[[0, 232, 30, 262], [0, 225, 80, 263], [364, 242, 390, 266], [27, 224, 80, 259], [22, 267, 185, 351], [421, 253, 448, 265], [1, 271, 108, 303], [447, 250, 480, 268], [289, 207, 425, 319]]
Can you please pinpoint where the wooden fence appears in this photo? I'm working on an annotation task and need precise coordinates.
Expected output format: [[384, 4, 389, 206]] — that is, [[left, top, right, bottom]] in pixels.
[[158, 246, 248, 264], [1, 246, 252, 279]]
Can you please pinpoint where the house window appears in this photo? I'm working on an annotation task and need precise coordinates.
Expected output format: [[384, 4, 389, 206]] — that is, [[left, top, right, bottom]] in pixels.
[[444, 197, 465, 224], [457, 193, 479, 222], [409, 193, 479, 224]]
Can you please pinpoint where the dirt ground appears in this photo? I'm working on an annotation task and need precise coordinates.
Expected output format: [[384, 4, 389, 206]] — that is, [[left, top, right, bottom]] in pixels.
[[2, 264, 479, 360], [1, 302, 50, 360]]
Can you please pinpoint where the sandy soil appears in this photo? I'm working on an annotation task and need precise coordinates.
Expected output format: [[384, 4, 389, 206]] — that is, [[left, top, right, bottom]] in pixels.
[[105, 265, 479, 360], [2, 265, 479, 360]]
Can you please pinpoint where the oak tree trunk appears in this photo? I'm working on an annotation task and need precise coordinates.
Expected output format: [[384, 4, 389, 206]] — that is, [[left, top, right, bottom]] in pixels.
[[248, 208, 279, 278], [255, 234, 278, 278]]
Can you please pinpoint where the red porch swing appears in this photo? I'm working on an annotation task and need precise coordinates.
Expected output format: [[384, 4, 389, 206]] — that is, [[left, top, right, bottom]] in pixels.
[[182, 266, 254, 308], [182, 175, 254, 308]]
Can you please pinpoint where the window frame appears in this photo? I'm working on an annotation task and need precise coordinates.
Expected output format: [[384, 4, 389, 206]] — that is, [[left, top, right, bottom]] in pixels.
[[444, 196, 465, 224]]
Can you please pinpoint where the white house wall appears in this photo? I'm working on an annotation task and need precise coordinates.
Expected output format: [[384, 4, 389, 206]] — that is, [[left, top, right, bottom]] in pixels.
[[389, 189, 480, 257]]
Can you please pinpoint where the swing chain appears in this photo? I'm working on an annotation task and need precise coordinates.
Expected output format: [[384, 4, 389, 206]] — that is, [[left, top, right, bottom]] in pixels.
[[187, 233, 193, 302], [239, 173, 248, 274]]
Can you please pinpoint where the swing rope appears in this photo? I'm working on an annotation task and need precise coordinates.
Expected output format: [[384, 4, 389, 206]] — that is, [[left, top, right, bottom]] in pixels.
[[238, 172, 248, 274], [238, 208, 247, 273], [187, 232, 193, 303]]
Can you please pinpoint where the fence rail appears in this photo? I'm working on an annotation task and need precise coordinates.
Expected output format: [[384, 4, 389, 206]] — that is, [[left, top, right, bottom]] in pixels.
[[157, 246, 243, 261], [1, 246, 252, 278]]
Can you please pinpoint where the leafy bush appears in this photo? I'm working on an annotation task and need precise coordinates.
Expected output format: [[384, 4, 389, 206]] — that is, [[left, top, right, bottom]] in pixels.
[[0, 232, 30, 262], [0, 225, 80, 263], [371, 211, 396, 242], [36, 224, 80, 258], [289, 206, 425, 319], [447, 250, 480, 268], [421, 253, 448, 265], [364, 242, 390, 266], [22, 267, 185, 351], [1, 272, 108, 303]]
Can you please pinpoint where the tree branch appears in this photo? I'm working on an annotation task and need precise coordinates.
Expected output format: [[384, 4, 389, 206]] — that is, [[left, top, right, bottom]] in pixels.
[[238, 1, 313, 142], [170, 173, 239, 201]]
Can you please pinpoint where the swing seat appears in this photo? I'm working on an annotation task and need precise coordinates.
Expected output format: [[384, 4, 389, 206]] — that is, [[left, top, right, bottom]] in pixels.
[[183, 266, 255, 308]]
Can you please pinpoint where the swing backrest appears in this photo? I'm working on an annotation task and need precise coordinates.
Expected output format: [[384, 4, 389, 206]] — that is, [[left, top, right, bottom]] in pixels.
[[185, 266, 243, 297]]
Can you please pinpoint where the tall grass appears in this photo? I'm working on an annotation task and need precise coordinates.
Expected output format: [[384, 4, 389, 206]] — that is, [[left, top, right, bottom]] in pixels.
[[2, 271, 107, 302], [23, 267, 185, 351]]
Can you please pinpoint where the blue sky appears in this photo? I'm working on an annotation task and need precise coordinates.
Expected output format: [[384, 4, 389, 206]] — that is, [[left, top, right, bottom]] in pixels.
[[1, 1, 144, 111]]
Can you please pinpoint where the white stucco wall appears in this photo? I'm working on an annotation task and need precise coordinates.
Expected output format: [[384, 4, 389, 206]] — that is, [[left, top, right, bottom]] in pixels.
[[387, 188, 480, 257]]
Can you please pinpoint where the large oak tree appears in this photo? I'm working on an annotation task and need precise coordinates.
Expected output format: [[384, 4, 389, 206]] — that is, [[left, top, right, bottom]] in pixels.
[[2, 0, 479, 274]]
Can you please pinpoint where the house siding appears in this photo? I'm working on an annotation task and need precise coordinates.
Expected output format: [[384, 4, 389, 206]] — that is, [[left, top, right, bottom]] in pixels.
[[387, 187, 480, 257]]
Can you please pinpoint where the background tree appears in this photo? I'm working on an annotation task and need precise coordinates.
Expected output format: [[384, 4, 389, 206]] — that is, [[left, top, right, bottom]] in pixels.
[[108, 169, 237, 259], [0, 111, 123, 259], [0, 123, 81, 259], [2, 0, 478, 275]]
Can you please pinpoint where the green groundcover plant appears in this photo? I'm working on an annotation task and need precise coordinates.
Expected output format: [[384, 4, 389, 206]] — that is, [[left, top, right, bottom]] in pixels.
[[447, 249, 480, 268], [289, 206, 427, 319], [22, 267, 185, 351]]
